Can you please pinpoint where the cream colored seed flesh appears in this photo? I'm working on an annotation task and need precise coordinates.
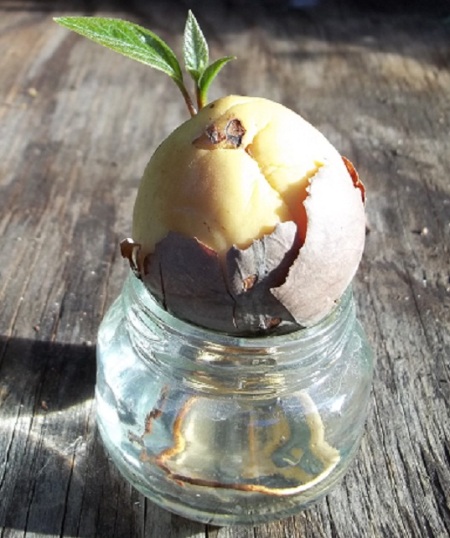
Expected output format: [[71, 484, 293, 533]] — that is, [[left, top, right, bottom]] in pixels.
[[132, 95, 347, 258]]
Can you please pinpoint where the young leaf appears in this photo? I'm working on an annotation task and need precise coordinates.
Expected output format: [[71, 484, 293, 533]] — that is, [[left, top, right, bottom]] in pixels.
[[198, 56, 235, 108], [183, 11, 209, 83], [54, 17, 184, 84]]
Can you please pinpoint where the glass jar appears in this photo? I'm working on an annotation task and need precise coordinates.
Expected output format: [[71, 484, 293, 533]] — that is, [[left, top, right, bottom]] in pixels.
[[96, 273, 374, 526]]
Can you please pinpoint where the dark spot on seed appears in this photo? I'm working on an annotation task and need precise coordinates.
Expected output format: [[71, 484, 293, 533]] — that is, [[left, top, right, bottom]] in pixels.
[[205, 124, 226, 144], [265, 318, 281, 329], [225, 118, 245, 147]]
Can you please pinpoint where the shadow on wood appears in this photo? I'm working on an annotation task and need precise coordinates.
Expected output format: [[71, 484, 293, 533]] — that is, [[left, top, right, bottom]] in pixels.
[[0, 336, 96, 414], [0, 336, 208, 537]]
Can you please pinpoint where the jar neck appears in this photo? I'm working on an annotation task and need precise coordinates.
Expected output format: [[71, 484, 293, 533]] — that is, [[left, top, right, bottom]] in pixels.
[[121, 274, 356, 395]]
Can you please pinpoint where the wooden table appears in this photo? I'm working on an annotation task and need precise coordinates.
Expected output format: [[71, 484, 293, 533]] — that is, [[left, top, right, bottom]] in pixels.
[[1, 1, 449, 536]]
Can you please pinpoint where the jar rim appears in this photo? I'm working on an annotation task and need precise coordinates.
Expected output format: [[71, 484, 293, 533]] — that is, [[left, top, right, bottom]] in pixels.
[[124, 272, 354, 353]]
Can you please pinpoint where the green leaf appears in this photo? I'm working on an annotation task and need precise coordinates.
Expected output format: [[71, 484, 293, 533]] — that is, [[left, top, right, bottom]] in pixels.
[[198, 56, 235, 107], [183, 11, 209, 83], [54, 16, 183, 84]]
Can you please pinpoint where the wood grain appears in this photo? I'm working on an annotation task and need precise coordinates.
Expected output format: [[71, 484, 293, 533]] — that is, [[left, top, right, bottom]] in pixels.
[[1, 1, 449, 536]]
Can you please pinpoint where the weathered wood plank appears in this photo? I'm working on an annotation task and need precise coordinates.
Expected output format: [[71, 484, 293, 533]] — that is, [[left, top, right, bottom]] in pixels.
[[0, 1, 449, 537]]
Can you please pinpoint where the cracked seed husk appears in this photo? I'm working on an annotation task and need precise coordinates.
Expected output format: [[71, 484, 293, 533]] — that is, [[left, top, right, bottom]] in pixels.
[[126, 95, 366, 333]]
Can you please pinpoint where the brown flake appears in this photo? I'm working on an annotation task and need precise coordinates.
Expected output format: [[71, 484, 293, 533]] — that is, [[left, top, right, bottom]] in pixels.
[[120, 238, 142, 276], [205, 123, 226, 145], [242, 274, 257, 291], [342, 156, 365, 202], [225, 118, 245, 147], [265, 317, 282, 329]]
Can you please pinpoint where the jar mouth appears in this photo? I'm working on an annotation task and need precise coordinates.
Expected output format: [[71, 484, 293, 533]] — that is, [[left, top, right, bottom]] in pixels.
[[124, 272, 354, 357]]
